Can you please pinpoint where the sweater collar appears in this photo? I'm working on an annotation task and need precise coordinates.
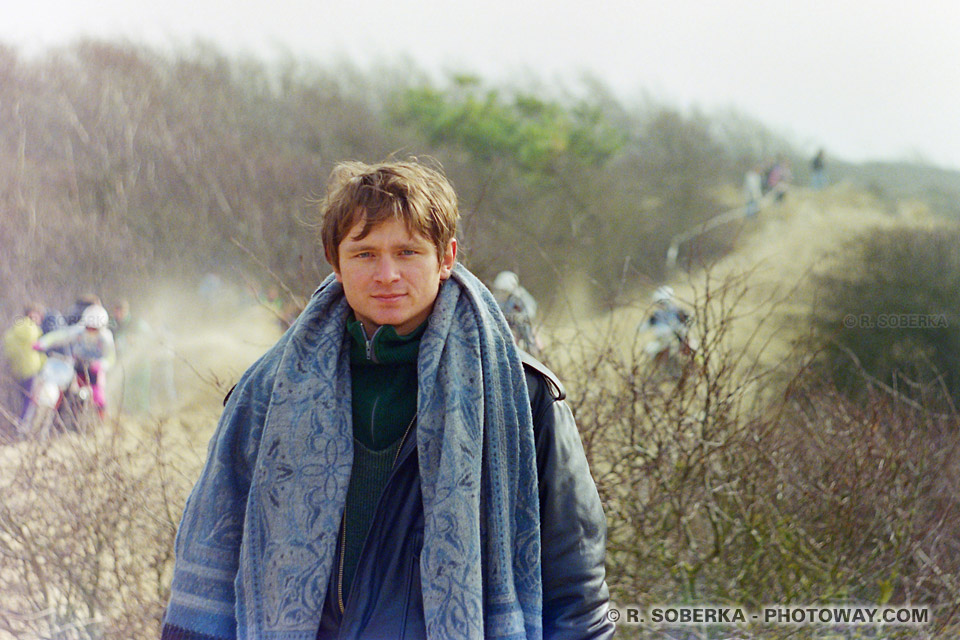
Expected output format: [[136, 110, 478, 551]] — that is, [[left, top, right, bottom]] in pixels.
[[346, 316, 426, 364]]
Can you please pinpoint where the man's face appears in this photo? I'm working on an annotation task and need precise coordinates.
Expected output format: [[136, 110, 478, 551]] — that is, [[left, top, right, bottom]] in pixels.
[[335, 217, 456, 336]]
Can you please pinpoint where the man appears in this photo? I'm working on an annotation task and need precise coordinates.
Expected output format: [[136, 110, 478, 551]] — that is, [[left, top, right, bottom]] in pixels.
[[163, 160, 613, 639]]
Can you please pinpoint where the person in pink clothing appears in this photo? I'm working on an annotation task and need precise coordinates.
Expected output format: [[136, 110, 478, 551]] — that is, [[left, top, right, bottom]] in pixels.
[[35, 304, 116, 416]]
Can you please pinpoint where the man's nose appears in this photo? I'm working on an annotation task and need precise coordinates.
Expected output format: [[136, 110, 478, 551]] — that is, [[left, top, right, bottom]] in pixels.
[[373, 256, 400, 282]]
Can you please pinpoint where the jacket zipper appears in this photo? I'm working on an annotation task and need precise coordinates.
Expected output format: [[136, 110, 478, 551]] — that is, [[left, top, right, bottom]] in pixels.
[[337, 411, 418, 616], [337, 517, 347, 614], [362, 325, 384, 363]]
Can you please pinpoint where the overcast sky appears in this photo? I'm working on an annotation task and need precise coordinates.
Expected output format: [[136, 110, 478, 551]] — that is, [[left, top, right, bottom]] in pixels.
[[6, 0, 960, 170]]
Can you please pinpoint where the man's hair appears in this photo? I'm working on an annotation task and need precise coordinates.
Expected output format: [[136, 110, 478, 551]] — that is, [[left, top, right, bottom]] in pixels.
[[319, 160, 459, 269]]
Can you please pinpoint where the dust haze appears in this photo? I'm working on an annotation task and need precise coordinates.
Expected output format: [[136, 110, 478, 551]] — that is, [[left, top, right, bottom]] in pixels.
[[110, 275, 285, 450]]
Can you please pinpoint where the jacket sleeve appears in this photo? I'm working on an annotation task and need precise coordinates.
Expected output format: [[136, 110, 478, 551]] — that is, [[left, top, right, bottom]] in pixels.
[[528, 368, 615, 640], [35, 326, 80, 351]]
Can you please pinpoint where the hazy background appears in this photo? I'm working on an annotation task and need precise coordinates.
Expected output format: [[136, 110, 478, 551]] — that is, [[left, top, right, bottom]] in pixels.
[[4, 2, 960, 637], [6, 0, 960, 170]]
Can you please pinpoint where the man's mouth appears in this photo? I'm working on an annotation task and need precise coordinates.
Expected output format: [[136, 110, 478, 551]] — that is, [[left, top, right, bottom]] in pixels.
[[373, 293, 405, 302]]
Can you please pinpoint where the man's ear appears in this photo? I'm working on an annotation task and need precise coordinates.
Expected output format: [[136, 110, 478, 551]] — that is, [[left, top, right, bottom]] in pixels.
[[333, 268, 342, 283], [439, 238, 457, 280]]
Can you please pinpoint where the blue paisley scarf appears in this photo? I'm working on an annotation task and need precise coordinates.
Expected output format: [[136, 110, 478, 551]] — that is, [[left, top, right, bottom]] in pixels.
[[164, 263, 542, 639]]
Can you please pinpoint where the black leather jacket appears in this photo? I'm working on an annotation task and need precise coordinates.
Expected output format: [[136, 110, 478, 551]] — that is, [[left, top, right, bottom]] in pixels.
[[162, 354, 614, 640], [315, 352, 614, 639]]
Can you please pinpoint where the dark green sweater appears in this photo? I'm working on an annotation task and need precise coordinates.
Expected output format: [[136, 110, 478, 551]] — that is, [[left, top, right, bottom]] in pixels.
[[340, 318, 423, 601]]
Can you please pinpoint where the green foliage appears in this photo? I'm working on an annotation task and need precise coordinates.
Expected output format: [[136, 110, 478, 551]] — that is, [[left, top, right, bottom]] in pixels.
[[808, 225, 960, 407], [390, 79, 624, 174]]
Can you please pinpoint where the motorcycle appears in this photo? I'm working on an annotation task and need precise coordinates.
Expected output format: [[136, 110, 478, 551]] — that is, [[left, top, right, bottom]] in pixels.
[[644, 331, 700, 381], [18, 352, 93, 439]]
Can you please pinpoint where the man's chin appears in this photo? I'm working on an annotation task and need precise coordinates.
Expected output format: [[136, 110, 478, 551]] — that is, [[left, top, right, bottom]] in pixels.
[[369, 311, 407, 328]]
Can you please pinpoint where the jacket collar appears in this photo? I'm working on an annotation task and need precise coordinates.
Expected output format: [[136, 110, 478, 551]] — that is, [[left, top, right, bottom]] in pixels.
[[346, 316, 426, 364]]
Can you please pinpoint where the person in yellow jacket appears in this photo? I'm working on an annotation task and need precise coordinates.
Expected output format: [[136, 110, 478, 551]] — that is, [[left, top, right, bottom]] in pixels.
[[3, 304, 47, 418]]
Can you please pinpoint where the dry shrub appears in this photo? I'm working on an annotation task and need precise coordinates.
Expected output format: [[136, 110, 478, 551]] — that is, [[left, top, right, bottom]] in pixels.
[[555, 270, 960, 638], [809, 224, 960, 409], [557, 272, 781, 603], [0, 419, 188, 639], [769, 381, 960, 609]]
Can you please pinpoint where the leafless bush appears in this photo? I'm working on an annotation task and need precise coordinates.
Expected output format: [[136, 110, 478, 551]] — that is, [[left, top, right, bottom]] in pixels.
[[0, 418, 188, 639], [556, 270, 960, 638], [771, 381, 960, 606]]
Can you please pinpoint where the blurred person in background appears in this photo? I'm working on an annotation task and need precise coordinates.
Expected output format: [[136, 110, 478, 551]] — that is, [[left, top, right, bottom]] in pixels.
[[112, 299, 152, 416], [63, 293, 102, 326], [35, 303, 116, 417], [810, 148, 827, 189], [41, 308, 65, 335], [638, 285, 697, 377], [2, 303, 47, 420], [763, 156, 791, 203], [112, 299, 178, 417], [743, 164, 763, 217]]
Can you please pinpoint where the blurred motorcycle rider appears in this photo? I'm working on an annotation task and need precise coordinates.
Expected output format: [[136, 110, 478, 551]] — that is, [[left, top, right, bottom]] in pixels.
[[35, 304, 116, 417], [638, 286, 696, 369]]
